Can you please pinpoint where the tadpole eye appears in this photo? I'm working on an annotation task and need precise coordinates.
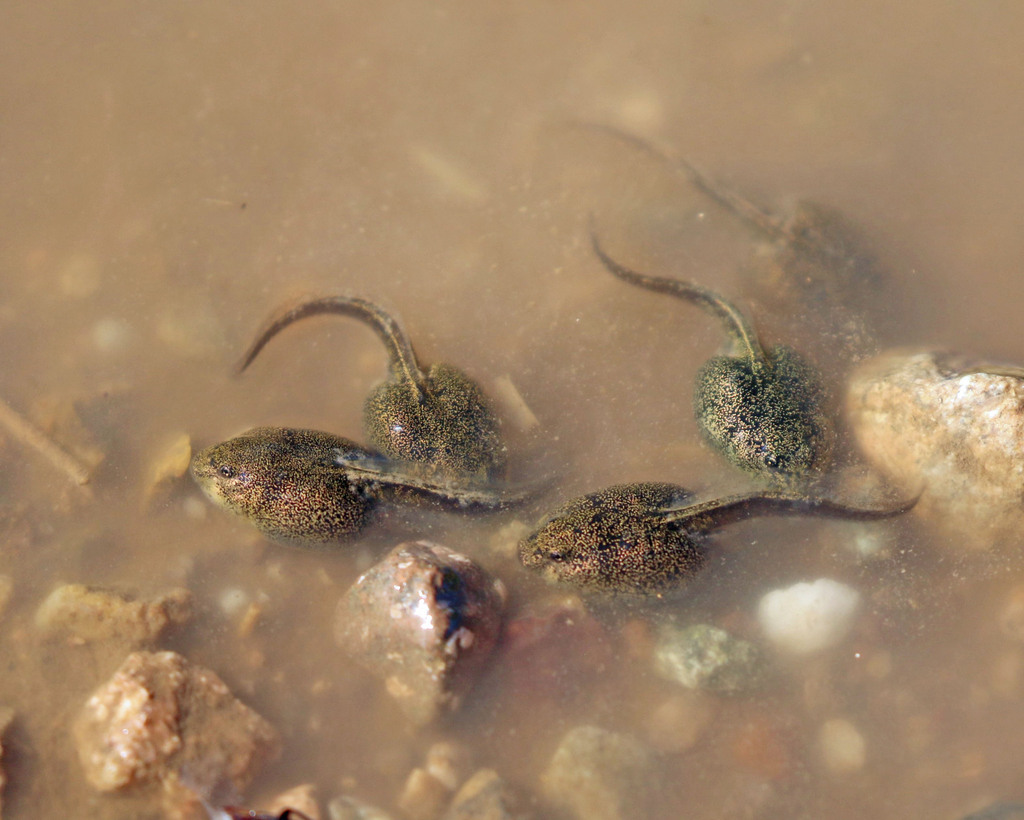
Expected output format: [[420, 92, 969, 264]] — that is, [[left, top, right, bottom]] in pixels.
[[546, 549, 566, 562], [218, 465, 235, 479]]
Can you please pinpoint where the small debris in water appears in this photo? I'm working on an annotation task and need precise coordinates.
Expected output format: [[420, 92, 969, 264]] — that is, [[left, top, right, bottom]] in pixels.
[[0, 393, 93, 486]]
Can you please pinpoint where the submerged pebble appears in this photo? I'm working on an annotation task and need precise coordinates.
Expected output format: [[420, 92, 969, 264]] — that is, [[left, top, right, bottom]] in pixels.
[[819, 717, 867, 774], [397, 768, 450, 820], [643, 692, 718, 754], [653, 623, 764, 693], [327, 795, 394, 820], [444, 769, 532, 820], [268, 784, 321, 820], [334, 541, 505, 725], [847, 349, 1024, 551], [757, 579, 860, 655], [74, 650, 279, 794], [35, 583, 192, 648], [541, 725, 660, 820]]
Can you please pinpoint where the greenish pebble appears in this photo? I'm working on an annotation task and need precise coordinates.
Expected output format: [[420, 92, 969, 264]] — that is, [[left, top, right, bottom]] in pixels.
[[654, 624, 764, 693]]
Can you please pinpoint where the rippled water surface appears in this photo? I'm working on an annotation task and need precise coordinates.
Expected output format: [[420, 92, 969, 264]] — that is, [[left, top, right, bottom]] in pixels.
[[4, 1, 1024, 818]]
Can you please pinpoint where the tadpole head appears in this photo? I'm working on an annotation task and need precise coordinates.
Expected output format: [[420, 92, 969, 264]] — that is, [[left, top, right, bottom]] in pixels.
[[694, 345, 834, 483], [190, 427, 375, 544], [363, 362, 506, 484]]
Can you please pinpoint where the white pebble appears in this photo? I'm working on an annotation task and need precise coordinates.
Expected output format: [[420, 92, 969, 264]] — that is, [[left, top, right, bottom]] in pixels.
[[92, 317, 131, 352], [819, 717, 866, 773], [757, 578, 860, 655], [218, 587, 250, 617]]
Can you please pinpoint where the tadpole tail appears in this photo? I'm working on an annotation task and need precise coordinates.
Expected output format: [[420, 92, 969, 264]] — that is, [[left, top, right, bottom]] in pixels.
[[588, 222, 766, 364], [663, 488, 920, 533], [235, 295, 425, 389], [568, 121, 792, 245]]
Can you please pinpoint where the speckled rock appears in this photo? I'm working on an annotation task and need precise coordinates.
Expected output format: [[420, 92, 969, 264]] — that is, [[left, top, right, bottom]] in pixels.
[[335, 541, 505, 725], [35, 584, 192, 647], [653, 624, 764, 693], [847, 349, 1024, 551], [541, 725, 660, 820], [74, 650, 279, 794]]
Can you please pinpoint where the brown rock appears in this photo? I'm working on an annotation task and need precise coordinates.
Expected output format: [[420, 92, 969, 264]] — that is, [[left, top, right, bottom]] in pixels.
[[74, 650, 279, 794], [335, 541, 505, 725], [36, 583, 192, 647]]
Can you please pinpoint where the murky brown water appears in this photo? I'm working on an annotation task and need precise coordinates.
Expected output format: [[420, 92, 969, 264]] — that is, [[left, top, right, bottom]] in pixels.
[[4, 1, 1024, 818]]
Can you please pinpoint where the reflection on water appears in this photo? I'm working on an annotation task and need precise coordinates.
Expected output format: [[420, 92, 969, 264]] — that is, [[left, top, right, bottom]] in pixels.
[[3, 0, 1024, 817]]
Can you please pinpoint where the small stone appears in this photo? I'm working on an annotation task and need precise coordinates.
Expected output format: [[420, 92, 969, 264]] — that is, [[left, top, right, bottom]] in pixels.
[[425, 741, 472, 792], [397, 768, 450, 820], [541, 725, 660, 820], [731, 715, 794, 781], [847, 349, 1024, 551], [335, 541, 505, 725], [328, 794, 394, 820], [819, 717, 866, 773], [92, 317, 132, 353], [74, 650, 279, 794], [444, 769, 531, 820], [496, 596, 614, 704], [59, 252, 101, 297], [757, 579, 860, 655], [653, 623, 764, 693], [999, 586, 1024, 642], [644, 692, 719, 754], [35, 584, 192, 647], [144, 433, 193, 505], [268, 783, 321, 820]]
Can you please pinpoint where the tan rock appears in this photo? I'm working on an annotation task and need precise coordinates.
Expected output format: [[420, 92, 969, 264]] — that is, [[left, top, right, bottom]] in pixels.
[[74, 650, 278, 794], [35, 583, 192, 647], [847, 349, 1024, 550]]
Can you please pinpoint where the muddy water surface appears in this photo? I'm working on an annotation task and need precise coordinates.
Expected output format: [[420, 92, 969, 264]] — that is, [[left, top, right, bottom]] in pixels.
[[4, 1, 1024, 818]]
